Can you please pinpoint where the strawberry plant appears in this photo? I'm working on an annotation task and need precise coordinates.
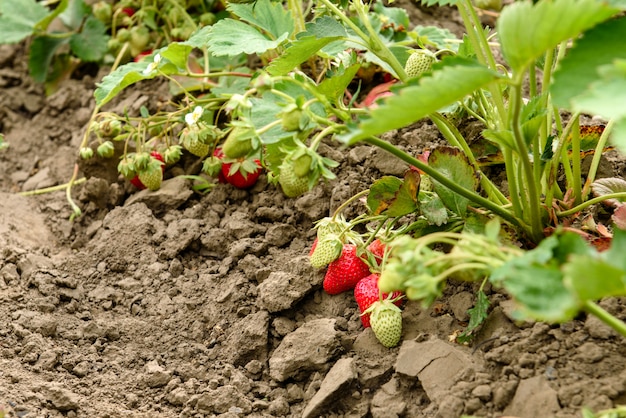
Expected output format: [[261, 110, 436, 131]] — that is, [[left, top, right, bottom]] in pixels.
[[23, 0, 625, 346]]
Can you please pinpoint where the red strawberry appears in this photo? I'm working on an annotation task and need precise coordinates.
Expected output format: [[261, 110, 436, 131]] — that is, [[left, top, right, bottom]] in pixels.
[[354, 274, 403, 328], [214, 147, 262, 189], [367, 239, 387, 264], [221, 159, 261, 189], [133, 49, 153, 62], [323, 244, 371, 295], [131, 151, 164, 190]]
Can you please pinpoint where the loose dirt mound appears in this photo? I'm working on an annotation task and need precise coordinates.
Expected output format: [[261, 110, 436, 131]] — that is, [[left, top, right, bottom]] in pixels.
[[2, 5, 626, 418]]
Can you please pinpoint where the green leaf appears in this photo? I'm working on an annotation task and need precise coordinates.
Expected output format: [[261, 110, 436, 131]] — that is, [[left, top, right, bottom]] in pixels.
[[603, 228, 626, 272], [491, 235, 580, 322], [318, 63, 360, 103], [28, 35, 67, 82], [428, 146, 478, 218], [69, 16, 108, 62], [183, 25, 212, 49], [94, 53, 178, 106], [227, 0, 293, 40], [0, 0, 49, 43], [206, 19, 289, 56], [498, 0, 617, 74], [267, 36, 344, 76], [570, 60, 626, 120], [414, 25, 459, 52], [420, 193, 448, 226], [159, 42, 194, 70], [457, 290, 489, 343], [58, 0, 88, 29], [305, 15, 347, 38], [564, 255, 626, 302], [339, 57, 499, 144], [612, 117, 626, 155], [551, 16, 626, 108]]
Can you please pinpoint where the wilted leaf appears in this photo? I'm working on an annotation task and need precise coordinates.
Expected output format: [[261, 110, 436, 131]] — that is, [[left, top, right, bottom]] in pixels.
[[591, 177, 626, 207], [367, 171, 420, 217], [457, 290, 489, 343], [612, 205, 626, 230]]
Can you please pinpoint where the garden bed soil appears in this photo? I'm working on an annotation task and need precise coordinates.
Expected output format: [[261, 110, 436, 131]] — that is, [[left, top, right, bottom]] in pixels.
[[2, 2, 626, 417]]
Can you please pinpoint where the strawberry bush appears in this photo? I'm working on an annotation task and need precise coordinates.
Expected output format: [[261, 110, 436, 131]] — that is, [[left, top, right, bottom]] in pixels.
[[11, 0, 626, 348]]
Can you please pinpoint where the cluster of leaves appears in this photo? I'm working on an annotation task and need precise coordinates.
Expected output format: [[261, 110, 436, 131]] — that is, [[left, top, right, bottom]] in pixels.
[[0, 0, 108, 91]]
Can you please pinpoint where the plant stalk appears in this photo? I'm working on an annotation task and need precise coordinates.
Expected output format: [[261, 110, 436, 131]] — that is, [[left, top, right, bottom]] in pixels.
[[584, 300, 626, 338], [365, 136, 529, 234]]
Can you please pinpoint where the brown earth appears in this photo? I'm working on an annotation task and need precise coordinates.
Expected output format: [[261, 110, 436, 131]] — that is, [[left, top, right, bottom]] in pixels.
[[2, 3, 626, 418]]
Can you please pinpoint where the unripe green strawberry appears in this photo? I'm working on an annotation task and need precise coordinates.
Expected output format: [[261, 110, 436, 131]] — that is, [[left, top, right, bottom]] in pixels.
[[292, 154, 312, 178], [116, 28, 131, 43], [137, 160, 163, 191], [79, 147, 94, 160], [309, 235, 343, 268], [367, 300, 403, 348], [97, 141, 115, 158], [222, 126, 254, 159], [92, 1, 112, 24], [129, 26, 151, 57], [379, 264, 407, 293], [404, 50, 436, 79], [278, 160, 309, 198]]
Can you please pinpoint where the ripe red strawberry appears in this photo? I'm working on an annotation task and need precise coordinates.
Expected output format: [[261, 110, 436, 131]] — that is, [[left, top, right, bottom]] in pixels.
[[323, 244, 371, 295], [355, 274, 404, 328], [367, 239, 387, 264], [131, 151, 164, 190], [211, 147, 262, 189], [367, 300, 403, 347], [221, 158, 262, 189]]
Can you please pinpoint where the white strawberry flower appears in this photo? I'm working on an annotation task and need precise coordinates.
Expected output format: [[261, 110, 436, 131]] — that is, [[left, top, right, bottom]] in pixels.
[[142, 53, 162, 76], [185, 105, 204, 127]]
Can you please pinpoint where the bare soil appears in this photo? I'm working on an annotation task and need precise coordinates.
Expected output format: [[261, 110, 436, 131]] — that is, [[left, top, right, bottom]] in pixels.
[[2, 3, 626, 418]]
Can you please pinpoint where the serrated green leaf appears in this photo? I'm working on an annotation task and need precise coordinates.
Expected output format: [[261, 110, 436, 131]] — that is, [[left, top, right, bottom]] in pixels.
[[305, 15, 348, 38], [318, 63, 360, 103], [457, 290, 489, 343], [58, 0, 88, 30], [159, 42, 194, 70], [267, 36, 344, 76], [498, 0, 617, 74], [206, 19, 289, 56], [552, 16, 626, 109], [564, 255, 626, 302], [94, 54, 178, 106], [36, 0, 68, 31], [0, 0, 49, 43], [490, 235, 580, 323], [571, 60, 626, 121], [414, 25, 459, 52], [420, 193, 448, 226], [339, 57, 499, 144], [227, 0, 293, 40], [183, 25, 212, 49], [428, 146, 478, 218], [603, 228, 626, 272], [28, 35, 67, 82], [612, 118, 626, 155], [69, 16, 108, 62]]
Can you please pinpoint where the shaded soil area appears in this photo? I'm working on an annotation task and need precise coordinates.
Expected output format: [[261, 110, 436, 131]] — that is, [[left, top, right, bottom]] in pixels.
[[2, 3, 626, 418]]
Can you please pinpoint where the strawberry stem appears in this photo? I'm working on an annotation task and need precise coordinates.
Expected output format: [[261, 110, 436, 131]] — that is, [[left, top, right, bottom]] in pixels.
[[331, 189, 369, 220]]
